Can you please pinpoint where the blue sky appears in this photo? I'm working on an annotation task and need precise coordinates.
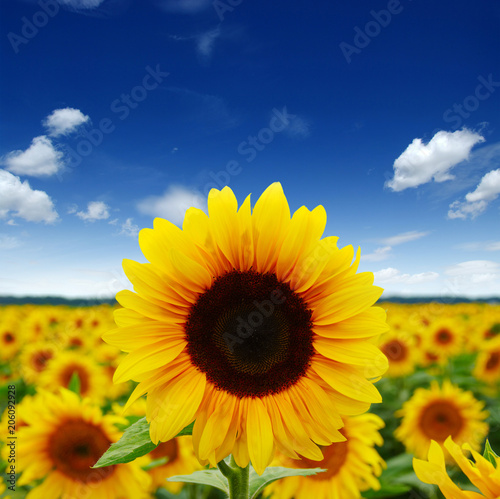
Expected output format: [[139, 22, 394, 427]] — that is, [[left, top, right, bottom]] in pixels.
[[1, 0, 499, 298]]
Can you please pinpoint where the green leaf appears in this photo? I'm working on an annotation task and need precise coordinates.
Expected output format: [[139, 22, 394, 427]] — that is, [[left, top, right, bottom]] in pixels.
[[248, 466, 325, 499], [92, 418, 195, 469], [168, 469, 229, 495], [93, 417, 158, 468], [483, 439, 499, 467], [68, 372, 81, 395], [362, 484, 411, 498], [142, 457, 168, 471]]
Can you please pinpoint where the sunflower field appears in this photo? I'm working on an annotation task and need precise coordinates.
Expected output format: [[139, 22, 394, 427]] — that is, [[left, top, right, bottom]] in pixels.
[[0, 300, 499, 498], [0, 184, 499, 499]]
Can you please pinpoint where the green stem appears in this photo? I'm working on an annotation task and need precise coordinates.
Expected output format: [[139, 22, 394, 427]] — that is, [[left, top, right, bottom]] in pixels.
[[217, 455, 250, 499]]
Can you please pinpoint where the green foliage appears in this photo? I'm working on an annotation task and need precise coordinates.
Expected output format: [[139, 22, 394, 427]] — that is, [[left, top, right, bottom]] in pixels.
[[93, 418, 194, 468]]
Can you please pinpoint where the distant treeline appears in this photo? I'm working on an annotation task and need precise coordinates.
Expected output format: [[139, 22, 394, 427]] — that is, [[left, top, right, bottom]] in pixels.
[[0, 295, 498, 306], [0, 296, 117, 306]]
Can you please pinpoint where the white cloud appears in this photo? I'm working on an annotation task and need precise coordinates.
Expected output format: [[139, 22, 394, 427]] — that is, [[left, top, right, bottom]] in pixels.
[[137, 185, 206, 226], [284, 116, 311, 139], [57, 0, 106, 9], [43, 108, 90, 137], [448, 168, 500, 219], [444, 260, 500, 296], [197, 27, 221, 62], [0, 170, 58, 223], [362, 246, 392, 262], [6, 220, 18, 226], [76, 201, 110, 222], [379, 230, 430, 246], [157, 0, 212, 14], [374, 267, 439, 285], [386, 129, 485, 191], [120, 218, 139, 237], [2, 136, 64, 177], [456, 241, 500, 251], [0, 234, 22, 250]]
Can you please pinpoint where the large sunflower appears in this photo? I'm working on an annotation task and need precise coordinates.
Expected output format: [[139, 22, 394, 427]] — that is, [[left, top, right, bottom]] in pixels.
[[16, 389, 151, 499], [265, 413, 385, 499], [395, 380, 489, 460], [104, 183, 388, 474], [413, 437, 500, 498]]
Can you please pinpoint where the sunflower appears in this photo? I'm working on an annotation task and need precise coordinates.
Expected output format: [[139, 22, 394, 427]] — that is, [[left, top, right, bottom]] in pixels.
[[39, 350, 108, 403], [421, 318, 464, 362], [473, 336, 500, 387], [104, 183, 388, 474], [19, 341, 57, 385], [413, 437, 500, 498], [0, 316, 22, 362], [265, 413, 385, 499], [378, 331, 417, 377], [16, 388, 151, 498], [395, 380, 489, 460]]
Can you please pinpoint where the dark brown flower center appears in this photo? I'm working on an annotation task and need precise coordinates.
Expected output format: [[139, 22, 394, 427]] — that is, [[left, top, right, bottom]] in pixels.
[[485, 351, 500, 371], [48, 419, 114, 483], [60, 364, 90, 395], [435, 328, 452, 345], [150, 439, 179, 463], [419, 401, 463, 442], [293, 431, 348, 480], [32, 350, 53, 371], [381, 339, 407, 362], [185, 270, 314, 398], [3, 332, 14, 344]]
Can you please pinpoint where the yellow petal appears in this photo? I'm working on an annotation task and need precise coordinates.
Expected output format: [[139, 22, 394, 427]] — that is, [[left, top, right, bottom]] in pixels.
[[246, 397, 274, 475], [113, 338, 186, 383], [311, 357, 382, 403], [148, 369, 206, 443]]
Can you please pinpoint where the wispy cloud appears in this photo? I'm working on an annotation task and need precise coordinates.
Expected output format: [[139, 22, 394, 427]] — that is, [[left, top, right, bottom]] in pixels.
[[119, 218, 139, 237], [444, 260, 500, 296], [448, 168, 500, 219], [0, 170, 58, 223], [283, 116, 311, 139], [0, 234, 22, 250], [379, 230, 430, 246], [374, 267, 439, 285], [137, 185, 206, 226], [362, 246, 392, 262], [2, 136, 64, 177], [169, 26, 222, 64], [76, 201, 110, 222], [156, 0, 212, 14], [362, 230, 430, 262], [386, 129, 485, 192], [43, 107, 90, 137]]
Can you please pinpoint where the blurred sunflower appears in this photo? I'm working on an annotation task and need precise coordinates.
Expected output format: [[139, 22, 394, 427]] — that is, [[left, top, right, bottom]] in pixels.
[[148, 436, 201, 492], [395, 380, 489, 460], [422, 318, 464, 362], [104, 183, 388, 474], [265, 413, 385, 499], [0, 315, 22, 362], [17, 389, 151, 499], [39, 351, 108, 403], [473, 336, 500, 386], [19, 341, 57, 385], [378, 331, 417, 377], [413, 437, 500, 498]]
